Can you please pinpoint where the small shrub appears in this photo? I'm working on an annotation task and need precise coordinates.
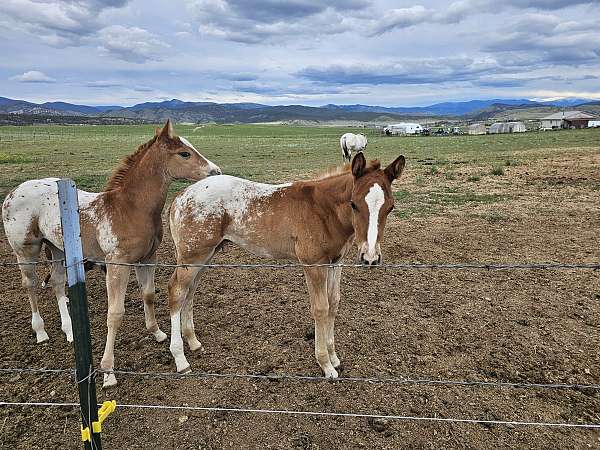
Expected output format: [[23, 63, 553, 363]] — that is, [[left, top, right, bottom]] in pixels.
[[415, 175, 425, 186], [491, 166, 504, 176], [467, 175, 480, 182], [445, 172, 456, 180], [428, 165, 439, 175]]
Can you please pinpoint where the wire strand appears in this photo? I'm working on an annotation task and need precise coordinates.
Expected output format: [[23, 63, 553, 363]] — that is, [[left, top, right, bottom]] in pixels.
[[0, 401, 598, 429], [3, 367, 597, 391], [87, 260, 600, 270]]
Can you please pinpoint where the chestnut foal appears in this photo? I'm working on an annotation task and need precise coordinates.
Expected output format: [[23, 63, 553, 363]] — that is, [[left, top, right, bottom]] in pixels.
[[167, 152, 405, 378], [2, 120, 221, 387]]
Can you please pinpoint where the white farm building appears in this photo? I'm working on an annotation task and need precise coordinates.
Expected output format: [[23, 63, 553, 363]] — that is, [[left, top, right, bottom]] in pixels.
[[468, 123, 487, 135], [488, 122, 527, 134], [384, 123, 423, 135], [540, 111, 597, 130]]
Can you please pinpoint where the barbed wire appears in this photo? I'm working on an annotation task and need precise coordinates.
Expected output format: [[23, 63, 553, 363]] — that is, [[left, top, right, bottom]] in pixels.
[[1, 257, 598, 271], [86, 260, 600, 270], [100, 368, 600, 390], [0, 367, 98, 385], [1, 400, 598, 429], [0, 259, 63, 267], [2, 366, 598, 391]]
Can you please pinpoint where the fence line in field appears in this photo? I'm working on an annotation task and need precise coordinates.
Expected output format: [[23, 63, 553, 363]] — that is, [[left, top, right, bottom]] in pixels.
[[1, 256, 598, 441], [1, 400, 599, 430], [2, 366, 599, 392], [1, 258, 599, 271]]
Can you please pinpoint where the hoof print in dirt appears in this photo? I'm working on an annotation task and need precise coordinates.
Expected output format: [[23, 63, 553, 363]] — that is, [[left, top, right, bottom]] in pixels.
[[292, 433, 312, 450], [367, 417, 392, 433]]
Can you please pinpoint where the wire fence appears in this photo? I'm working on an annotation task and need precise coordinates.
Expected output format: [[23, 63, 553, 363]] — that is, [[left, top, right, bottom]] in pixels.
[[1, 256, 599, 439], [2, 400, 599, 430], [1, 258, 599, 271], [2, 366, 600, 391]]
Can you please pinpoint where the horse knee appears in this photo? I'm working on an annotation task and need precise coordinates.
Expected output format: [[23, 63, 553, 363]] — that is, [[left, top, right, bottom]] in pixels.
[[21, 270, 37, 290], [106, 307, 125, 328], [311, 305, 329, 321]]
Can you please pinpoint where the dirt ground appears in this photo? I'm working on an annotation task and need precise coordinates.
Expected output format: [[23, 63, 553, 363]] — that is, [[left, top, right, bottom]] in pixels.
[[1, 152, 599, 449]]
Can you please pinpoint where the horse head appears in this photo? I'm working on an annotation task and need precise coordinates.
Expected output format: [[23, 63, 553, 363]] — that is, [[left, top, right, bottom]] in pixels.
[[349, 152, 405, 265]]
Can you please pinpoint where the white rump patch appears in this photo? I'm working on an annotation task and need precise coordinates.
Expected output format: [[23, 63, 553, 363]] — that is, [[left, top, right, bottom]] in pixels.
[[365, 183, 384, 254]]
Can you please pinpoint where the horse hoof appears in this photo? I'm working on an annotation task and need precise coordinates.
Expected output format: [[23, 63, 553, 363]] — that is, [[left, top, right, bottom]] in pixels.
[[188, 339, 204, 353], [154, 329, 168, 343], [102, 373, 118, 389], [177, 365, 192, 375], [36, 332, 49, 343], [324, 368, 339, 379]]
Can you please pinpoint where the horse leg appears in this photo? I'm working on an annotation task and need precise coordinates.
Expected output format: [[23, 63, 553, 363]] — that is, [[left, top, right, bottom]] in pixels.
[[46, 245, 73, 342], [100, 263, 130, 388], [304, 266, 337, 379], [168, 264, 203, 373], [135, 262, 167, 343], [181, 272, 203, 352], [16, 245, 48, 343], [326, 266, 342, 369]]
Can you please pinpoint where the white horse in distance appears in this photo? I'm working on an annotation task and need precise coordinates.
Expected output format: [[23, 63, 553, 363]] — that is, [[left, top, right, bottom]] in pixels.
[[340, 133, 367, 162]]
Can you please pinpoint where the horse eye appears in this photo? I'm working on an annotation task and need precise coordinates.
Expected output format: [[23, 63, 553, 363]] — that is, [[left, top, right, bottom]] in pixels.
[[179, 151, 191, 159], [350, 201, 358, 211]]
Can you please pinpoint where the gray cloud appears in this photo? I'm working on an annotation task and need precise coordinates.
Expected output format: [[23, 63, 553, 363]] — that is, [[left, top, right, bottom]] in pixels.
[[298, 57, 504, 85], [483, 13, 600, 66], [502, 0, 595, 9], [186, 0, 369, 43], [0, 0, 131, 46]]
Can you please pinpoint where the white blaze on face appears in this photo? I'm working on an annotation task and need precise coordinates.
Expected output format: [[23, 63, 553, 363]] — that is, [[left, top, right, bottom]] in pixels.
[[365, 183, 384, 256], [179, 136, 221, 174], [179, 136, 201, 156]]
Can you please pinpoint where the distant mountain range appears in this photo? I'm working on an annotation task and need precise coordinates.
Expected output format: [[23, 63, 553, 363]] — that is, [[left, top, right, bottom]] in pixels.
[[0, 95, 598, 124]]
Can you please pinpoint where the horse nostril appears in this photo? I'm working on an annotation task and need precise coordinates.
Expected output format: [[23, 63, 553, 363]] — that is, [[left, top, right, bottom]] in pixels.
[[209, 168, 221, 176]]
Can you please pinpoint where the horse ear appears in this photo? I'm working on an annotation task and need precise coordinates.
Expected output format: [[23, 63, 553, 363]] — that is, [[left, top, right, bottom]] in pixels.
[[159, 119, 173, 138], [155, 127, 162, 136], [351, 152, 366, 178], [384, 155, 406, 182]]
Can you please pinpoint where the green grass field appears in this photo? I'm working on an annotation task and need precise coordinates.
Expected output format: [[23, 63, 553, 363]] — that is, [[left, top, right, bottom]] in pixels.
[[0, 124, 598, 220]]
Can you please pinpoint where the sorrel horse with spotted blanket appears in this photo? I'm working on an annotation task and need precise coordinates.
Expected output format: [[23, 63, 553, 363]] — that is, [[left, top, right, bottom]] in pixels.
[[167, 152, 405, 378], [2, 120, 221, 387]]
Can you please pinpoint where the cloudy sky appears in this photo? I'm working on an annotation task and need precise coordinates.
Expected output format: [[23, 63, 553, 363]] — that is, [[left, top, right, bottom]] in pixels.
[[1, 0, 599, 106]]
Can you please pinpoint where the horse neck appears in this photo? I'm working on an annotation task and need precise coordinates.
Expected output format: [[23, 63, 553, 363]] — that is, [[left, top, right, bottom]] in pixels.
[[312, 173, 355, 235], [106, 148, 169, 222]]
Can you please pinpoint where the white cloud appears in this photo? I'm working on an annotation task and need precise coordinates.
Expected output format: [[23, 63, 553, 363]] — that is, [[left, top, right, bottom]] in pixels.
[[96, 25, 169, 63], [9, 70, 56, 83]]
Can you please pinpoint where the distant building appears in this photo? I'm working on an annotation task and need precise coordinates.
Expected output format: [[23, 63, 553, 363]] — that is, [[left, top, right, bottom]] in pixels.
[[540, 111, 597, 130], [588, 120, 600, 128], [488, 122, 527, 134], [468, 123, 487, 135], [384, 123, 423, 135]]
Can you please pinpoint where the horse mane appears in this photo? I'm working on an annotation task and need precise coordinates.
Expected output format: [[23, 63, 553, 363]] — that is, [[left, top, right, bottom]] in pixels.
[[105, 135, 158, 190], [313, 159, 381, 180]]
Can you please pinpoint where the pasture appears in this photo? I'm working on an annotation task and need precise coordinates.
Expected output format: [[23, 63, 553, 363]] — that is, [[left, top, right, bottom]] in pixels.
[[0, 124, 599, 448]]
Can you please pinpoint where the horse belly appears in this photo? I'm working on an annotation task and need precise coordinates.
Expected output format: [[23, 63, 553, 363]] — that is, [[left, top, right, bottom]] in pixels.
[[225, 214, 296, 260]]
